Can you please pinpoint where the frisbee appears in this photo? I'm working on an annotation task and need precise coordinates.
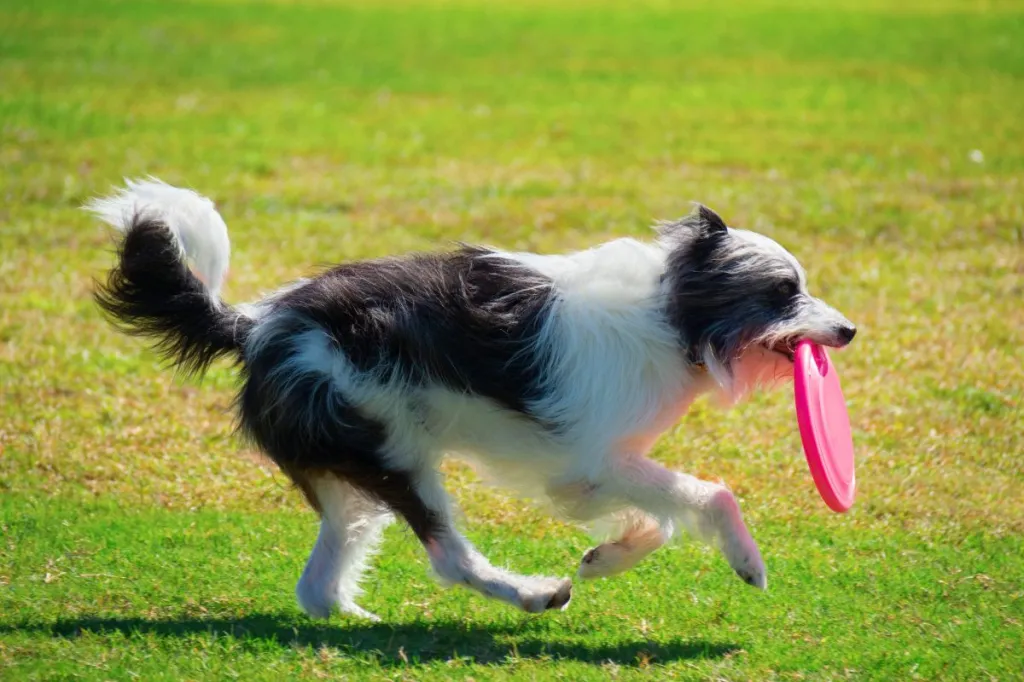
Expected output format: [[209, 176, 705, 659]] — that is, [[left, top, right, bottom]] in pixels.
[[793, 340, 855, 513]]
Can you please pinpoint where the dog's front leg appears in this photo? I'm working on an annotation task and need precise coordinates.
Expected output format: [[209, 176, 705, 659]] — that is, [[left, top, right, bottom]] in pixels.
[[602, 456, 767, 589]]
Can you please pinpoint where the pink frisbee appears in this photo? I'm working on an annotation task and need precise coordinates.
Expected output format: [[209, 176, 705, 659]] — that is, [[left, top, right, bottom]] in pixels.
[[793, 340, 856, 513]]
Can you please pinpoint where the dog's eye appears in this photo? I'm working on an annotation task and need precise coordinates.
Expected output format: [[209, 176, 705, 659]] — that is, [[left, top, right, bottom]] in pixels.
[[776, 281, 796, 297]]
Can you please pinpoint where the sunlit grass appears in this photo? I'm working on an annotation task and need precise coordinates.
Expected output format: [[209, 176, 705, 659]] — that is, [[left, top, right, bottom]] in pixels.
[[1, 0, 1022, 679]]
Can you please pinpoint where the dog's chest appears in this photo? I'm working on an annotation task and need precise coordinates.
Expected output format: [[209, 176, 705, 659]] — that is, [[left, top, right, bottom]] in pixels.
[[615, 370, 712, 456]]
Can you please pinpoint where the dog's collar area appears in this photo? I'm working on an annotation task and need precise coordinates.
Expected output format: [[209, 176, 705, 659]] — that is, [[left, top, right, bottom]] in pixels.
[[685, 346, 706, 369]]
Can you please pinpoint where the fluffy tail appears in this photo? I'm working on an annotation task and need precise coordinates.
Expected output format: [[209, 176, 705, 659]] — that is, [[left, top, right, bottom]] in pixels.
[[87, 178, 253, 376]]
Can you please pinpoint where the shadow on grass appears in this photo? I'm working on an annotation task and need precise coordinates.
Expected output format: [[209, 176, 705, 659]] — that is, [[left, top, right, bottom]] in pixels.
[[4, 612, 740, 666]]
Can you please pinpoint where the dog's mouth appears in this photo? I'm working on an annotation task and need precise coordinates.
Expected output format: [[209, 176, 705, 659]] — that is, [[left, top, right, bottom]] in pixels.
[[765, 339, 797, 362], [764, 336, 852, 362]]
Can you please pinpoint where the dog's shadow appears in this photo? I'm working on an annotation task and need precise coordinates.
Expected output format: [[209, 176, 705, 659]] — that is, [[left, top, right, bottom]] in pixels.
[[6, 612, 740, 667]]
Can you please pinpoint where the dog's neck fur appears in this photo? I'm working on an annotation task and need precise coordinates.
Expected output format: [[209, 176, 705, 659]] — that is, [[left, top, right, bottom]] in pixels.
[[500, 235, 713, 365]]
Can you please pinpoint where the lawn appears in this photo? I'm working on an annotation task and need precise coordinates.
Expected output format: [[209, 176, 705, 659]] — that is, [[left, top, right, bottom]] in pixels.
[[1, 0, 1022, 679]]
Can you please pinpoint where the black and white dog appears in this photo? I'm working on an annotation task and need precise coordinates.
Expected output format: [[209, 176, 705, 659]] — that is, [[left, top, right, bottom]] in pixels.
[[89, 179, 855, 619]]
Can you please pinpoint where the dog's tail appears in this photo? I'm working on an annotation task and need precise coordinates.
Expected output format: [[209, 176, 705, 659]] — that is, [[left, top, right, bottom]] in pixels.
[[87, 178, 254, 376]]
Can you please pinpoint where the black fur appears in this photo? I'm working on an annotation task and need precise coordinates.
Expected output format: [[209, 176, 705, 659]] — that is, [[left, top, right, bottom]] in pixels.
[[661, 205, 800, 364], [97, 222, 555, 539], [696, 204, 728, 234], [661, 206, 733, 362], [271, 247, 556, 417], [94, 215, 253, 376], [236, 313, 442, 540], [234, 248, 556, 537]]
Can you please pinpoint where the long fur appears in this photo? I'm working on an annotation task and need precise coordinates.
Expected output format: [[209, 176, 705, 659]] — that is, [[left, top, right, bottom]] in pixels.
[[89, 179, 856, 619], [87, 179, 248, 376]]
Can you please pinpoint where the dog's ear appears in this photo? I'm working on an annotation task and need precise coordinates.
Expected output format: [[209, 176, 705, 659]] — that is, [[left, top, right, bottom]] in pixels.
[[695, 204, 727, 234], [657, 203, 728, 240]]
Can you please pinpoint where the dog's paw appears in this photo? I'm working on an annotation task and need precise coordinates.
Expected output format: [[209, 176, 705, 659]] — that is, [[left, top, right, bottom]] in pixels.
[[297, 598, 333, 620], [720, 530, 767, 590], [728, 545, 767, 590], [296, 577, 381, 621], [709, 489, 768, 590], [297, 591, 381, 621], [578, 517, 667, 579], [519, 577, 573, 613], [296, 579, 333, 619], [578, 546, 603, 579], [339, 603, 382, 622], [577, 544, 629, 579]]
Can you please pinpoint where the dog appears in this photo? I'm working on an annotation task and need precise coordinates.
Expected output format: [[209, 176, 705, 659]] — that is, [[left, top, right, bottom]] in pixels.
[[88, 179, 856, 620]]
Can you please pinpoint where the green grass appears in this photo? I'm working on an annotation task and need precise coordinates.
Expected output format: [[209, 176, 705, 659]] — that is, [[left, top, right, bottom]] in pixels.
[[1, 0, 1022, 679]]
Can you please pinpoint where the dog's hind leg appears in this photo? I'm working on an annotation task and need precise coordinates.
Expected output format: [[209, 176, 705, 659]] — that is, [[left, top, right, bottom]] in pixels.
[[577, 510, 671, 579], [389, 466, 573, 613], [602, 456, 767, 589], [295, 475, 392, 621]]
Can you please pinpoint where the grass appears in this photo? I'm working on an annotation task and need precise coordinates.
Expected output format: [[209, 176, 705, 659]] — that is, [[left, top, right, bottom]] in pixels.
[[1, 0, 1022, 678]]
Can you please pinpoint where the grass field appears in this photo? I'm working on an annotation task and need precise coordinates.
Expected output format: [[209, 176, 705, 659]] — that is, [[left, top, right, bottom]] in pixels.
[[2, 0, 1023, 679]]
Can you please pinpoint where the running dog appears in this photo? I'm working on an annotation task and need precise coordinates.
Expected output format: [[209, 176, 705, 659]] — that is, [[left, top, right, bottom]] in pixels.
[[88, 179, 856, 619]]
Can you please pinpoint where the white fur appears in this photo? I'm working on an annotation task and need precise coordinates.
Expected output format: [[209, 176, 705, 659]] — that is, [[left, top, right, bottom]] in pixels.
[[424, 531, 573, 613], [85, 178, 231, 298], [578, 511, 670, 579], [246, 236, 769, 613], [502, 239, 699, 453], [295, 477, 392, 620], [92, 180, 859, 616]]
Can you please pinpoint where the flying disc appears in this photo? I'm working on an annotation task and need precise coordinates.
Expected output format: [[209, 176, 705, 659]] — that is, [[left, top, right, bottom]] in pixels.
[[793, 340, 856, 513]]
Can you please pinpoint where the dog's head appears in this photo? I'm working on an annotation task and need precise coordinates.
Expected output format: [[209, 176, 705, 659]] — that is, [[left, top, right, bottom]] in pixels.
[[660, 205, 856, 390]]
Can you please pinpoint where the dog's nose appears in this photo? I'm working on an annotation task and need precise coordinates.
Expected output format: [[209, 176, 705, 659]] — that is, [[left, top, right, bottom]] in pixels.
[[836, 325, 857, 345]]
